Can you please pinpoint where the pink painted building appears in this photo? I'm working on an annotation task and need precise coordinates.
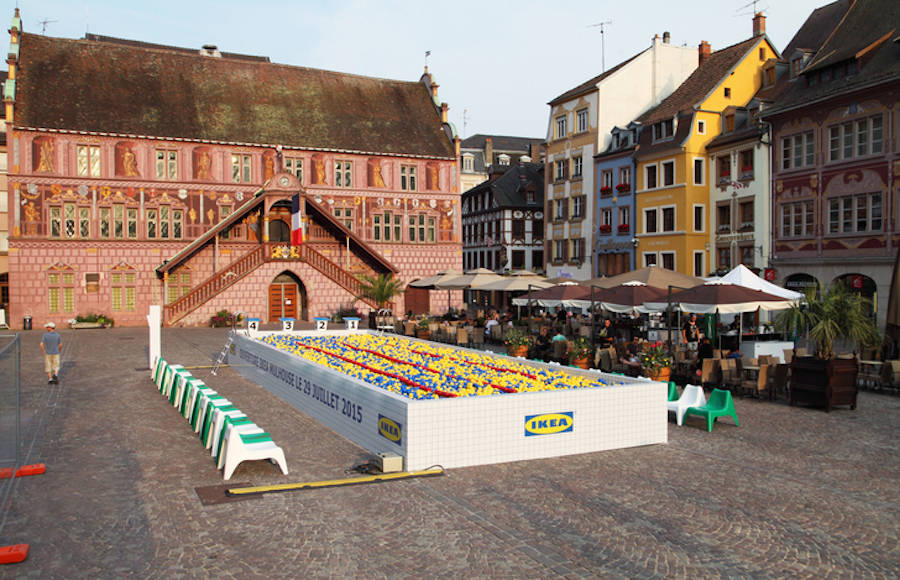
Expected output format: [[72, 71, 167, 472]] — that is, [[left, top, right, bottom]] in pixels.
[[4, 11, 461, 328]]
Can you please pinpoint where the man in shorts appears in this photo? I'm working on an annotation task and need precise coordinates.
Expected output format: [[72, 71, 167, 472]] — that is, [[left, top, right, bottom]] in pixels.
[[40, 321, 62, 384]]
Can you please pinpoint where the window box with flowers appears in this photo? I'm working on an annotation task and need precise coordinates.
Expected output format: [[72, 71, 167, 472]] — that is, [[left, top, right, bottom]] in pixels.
[[739, 221, 754, 232], [616, 183, 631, 194], [599, 224, 612, 234], [740, 167, 754, 180], [600, 186, 613, 196], [618, 223, 630, 233]]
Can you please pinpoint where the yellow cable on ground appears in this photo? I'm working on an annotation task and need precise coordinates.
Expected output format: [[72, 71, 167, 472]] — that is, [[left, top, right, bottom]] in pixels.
[[227, 468, 445, 496]]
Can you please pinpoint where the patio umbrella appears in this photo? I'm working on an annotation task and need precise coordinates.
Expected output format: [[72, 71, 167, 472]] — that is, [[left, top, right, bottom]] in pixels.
[[472, 271, 554, 292], [572, 281, 670, 313], [511, 283, 591, 307], [435, 268, 505, 290], [644, 281, 798, 314], [585, 266, 704, 291], [407, 270, 464, 289]]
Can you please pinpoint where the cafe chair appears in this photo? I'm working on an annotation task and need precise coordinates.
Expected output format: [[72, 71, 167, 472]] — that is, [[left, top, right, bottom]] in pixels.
[[683, 388, 740, 432], [667, 384, 706, 426]]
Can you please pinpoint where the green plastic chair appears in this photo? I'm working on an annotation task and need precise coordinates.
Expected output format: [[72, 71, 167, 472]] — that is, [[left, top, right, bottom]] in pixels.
[[667, 381, 679, 402], [683, 388, 739, 432]]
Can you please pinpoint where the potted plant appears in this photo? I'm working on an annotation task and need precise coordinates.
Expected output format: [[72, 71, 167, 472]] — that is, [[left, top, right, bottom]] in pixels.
[[616, 183, 630, 193], [618, 223, 630, 233], [416, 316, 432, 340], [640, 341, 673, 381], [775, 282, 880, 411], [504, 327, 532, 358], [599, 224, 612, 234], [569, 337, 594, 369], [357, 273, 403, 329], [600, 185, 613, 196]]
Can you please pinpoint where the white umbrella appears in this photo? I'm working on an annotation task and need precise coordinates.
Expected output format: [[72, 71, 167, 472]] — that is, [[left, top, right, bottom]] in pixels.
[[473, 273, 554, 292], [435, 268, 505, 290]]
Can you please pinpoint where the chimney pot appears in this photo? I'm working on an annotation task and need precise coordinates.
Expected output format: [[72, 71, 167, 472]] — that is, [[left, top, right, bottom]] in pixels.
[[431, 82, 439, 98], [753, 12, 766, 37], [663, 31, 670, 44], [699, 41, 711, 66], [440, 102, 448, 123]]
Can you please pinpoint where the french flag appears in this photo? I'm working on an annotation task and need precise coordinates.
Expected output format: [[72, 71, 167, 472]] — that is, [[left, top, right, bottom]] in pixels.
[[291, 194, 304, 245]]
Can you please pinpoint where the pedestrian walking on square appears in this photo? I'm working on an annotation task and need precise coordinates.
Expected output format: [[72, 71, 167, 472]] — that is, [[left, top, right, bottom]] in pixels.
[[40, 321, 62, 384]]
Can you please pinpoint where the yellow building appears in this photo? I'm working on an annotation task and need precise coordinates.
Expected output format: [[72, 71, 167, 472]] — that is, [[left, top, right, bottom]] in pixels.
[[634, 16, 776, 277]]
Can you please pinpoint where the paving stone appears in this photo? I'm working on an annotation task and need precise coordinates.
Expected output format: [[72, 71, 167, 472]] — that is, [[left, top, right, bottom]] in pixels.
[[0, 326, 897, 578]]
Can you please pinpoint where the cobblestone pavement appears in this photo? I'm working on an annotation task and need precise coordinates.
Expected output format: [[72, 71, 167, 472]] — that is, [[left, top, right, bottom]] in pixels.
[[0, 326, 898, 578]]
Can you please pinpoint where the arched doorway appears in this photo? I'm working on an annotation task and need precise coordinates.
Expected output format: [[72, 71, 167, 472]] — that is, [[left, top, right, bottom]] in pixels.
[[268, 219, 290, 243], [269, 271, 307, 322], [784, 273, 820, 298]]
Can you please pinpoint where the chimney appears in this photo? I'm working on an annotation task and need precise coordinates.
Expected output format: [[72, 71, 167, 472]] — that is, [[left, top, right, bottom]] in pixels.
[[663, 31, 670, 44], [699, 41, 711, 66], [753, 12, 766, 37], [485, 138, 493, 167], [440, 102, 448, 123], [431, 82, 439, 98]]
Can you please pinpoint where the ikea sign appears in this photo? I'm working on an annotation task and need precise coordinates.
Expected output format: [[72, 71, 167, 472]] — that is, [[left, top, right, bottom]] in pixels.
[[378, 414, 402, 445], [524, 412, 573, 436]]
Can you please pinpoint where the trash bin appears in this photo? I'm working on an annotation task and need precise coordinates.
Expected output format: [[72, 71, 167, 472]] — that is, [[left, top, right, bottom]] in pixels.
[[23, 315, 32, 330]]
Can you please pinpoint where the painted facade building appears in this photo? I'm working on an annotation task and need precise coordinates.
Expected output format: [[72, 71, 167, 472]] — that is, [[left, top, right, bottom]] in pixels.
[[706, 99, 772, 275], [461, 161, 544, 273], [4, 12, 459, 328], [545, 33, 696, 280], [593, 123, 640, 276], [633, 16, 776, 277], [761, 0, 899, 328], [459, 134, 543, 193]]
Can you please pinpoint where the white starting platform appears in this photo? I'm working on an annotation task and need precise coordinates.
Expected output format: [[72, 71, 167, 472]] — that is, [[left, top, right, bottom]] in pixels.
[[230, 330, 668, 471]]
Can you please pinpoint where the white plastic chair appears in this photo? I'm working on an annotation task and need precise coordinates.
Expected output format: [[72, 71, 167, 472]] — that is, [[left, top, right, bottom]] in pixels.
[[667, 384, 707, 426], [221, 430, 289, 480]]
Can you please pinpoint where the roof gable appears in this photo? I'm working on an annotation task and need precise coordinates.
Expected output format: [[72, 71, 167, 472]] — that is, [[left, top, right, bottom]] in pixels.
[[14, 33, 455, 159]]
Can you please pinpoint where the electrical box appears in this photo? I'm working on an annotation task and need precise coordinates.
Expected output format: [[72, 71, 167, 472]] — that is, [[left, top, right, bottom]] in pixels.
[[375, 452, 403, 473]]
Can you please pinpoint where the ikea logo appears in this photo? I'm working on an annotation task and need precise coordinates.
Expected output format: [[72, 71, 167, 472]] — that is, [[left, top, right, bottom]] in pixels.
[[525, 412, 574, 437], [378, 415, 402, 445]]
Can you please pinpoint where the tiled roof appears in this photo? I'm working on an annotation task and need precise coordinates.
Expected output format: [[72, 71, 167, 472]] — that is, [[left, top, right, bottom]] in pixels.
[[14, 33, 455, 159], [548, 51, 643, 105], [782, 0, 851, 56], [460, 134, 543, 151], [637, 36, 764, 125], [462, 162, 544, 209], [764, 0, 899, 116]]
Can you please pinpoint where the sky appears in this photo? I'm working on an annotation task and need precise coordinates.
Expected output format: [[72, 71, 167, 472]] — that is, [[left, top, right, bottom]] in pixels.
[[9, 0, 829, 140]]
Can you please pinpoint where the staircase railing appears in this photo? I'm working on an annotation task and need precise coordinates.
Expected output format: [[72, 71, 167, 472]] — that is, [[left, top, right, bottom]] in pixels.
[[164, 245, 267, 325]]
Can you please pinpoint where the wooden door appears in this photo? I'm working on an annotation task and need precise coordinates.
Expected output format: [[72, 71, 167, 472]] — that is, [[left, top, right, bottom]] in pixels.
[[268, 283, 298, 321]]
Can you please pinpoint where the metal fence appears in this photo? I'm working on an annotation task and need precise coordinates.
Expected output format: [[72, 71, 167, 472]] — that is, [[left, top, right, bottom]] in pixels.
[[0, 334, 21, 502]]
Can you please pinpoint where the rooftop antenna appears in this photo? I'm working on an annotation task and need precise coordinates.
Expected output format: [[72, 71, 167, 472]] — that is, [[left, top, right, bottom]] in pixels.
[[424, 50, 431, 71], [586, 20, 613, 73], [39, 18, 57, 35], [735, 0, 767, 17], [462, 109, 469, 139]]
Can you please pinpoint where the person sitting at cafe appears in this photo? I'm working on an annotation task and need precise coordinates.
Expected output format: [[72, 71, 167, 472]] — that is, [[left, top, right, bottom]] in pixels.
[[725, 347, 742, 359], [620, 339, 643, 376], [729, 315, 741, 333], [530, 325, 552, 360]]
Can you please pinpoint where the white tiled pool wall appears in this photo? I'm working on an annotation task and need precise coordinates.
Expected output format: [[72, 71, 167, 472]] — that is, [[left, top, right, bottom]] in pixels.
[[232, 331, 668, 471]]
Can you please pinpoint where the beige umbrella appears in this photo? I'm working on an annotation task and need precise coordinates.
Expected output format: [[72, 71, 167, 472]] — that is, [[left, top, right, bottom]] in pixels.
[[472, 271, 553, 292], [585, 266, 704, 291], [408, 270, 464, 289], [435, 268, 505, 290]]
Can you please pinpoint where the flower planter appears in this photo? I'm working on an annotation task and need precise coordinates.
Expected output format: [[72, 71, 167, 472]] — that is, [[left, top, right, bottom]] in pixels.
[[416, 329, 431, 340], [647, 367, 671, 382], [508, 345, 529, 358], [572, 357, 591, 370], [789, 356, 858, 412]]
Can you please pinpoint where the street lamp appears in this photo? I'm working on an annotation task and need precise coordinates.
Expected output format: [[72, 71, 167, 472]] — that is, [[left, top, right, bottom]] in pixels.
[[589, 284, 604, 353]]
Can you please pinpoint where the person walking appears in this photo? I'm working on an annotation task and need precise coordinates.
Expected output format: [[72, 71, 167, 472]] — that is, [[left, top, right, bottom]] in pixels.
[[40, 321, 62, 384]]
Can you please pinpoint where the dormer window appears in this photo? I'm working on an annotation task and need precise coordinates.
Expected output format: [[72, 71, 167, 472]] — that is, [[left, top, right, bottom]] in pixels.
[[790, 57, 802, 79], [652, 119, 674, 142], [725, 114, 735, 132], [462, 154, 474, 172], [620, 133, 630, 147]]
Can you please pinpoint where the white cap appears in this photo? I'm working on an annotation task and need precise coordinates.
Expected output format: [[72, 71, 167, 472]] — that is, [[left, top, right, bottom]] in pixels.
[[45, 321, 55, 328]]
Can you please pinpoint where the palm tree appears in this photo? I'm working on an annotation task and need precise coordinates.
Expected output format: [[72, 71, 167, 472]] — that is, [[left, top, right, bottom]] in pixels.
[[775, 282, 880, 358], [357, 273, 403, 310]]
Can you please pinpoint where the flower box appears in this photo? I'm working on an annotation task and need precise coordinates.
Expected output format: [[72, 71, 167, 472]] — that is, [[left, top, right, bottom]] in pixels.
[[616, 183, 631, 193], [600, 186, 613, 196], [618, 224, 630, 233], [599, 224, 612, 234]]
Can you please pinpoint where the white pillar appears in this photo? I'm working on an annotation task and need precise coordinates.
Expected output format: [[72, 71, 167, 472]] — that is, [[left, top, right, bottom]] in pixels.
[[147, 305, 162, 373]]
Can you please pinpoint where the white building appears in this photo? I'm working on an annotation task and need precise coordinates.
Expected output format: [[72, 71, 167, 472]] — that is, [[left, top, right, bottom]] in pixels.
[[545, 32, 697, 279]]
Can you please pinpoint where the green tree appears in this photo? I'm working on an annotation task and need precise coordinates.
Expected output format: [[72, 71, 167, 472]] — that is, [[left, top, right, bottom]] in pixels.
[[775, 282, 880, 358], [357, 273, 403, 310]]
